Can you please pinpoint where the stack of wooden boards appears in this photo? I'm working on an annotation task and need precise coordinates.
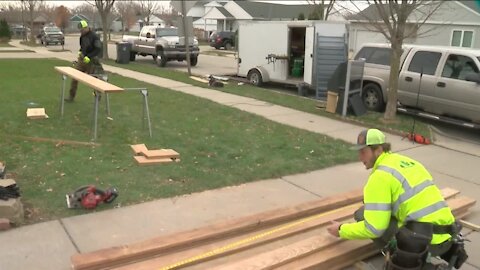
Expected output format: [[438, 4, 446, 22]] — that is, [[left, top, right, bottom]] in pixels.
[[71, 187, 476, 270], [26, 108, 49, 119], [130, 144, 180, 165]]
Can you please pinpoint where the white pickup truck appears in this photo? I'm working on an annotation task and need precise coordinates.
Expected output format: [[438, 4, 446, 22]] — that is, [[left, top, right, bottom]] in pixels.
[[355, 43, 480, 126], [123, 26, 200, 67]]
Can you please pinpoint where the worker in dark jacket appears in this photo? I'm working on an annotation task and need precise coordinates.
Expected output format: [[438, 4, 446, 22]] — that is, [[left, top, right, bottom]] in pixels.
[[327, 129, 468, 270], [66, 20, 102, 102]]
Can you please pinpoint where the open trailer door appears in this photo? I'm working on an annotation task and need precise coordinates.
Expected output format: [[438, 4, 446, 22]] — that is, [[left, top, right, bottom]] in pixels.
[[303, 26, 315, 85]]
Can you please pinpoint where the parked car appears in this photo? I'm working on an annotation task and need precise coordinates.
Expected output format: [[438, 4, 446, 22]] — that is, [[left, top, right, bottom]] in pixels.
[[123, 26, 200, 67], [355, 43, 480, 123], [39, 26, 64, 46], [209, 31, 235, 50]]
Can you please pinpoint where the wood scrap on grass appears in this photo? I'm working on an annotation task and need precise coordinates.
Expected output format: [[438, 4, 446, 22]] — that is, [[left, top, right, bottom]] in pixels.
[[130, 144, 180, 165]]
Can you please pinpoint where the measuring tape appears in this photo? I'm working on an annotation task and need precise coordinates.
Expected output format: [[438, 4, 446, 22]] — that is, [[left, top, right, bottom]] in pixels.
[[159, 203, 359, 270]]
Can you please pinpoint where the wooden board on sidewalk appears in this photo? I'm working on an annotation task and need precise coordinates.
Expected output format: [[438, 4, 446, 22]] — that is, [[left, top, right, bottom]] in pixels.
[[71, 187, 475, 270]]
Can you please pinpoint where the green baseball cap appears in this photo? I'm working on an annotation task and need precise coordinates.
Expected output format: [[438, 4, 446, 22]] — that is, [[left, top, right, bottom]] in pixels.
[[351, 129, 386, 150]]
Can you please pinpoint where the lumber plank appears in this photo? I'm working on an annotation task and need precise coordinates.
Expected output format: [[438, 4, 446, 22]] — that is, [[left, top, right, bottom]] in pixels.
[[71, 189, 363, 270], [459, 219, 480, 231], [202, 189, 468, 270], [133, 156, 177, 165], [112, 190, 469, 270], [26, 108, 49, 119], [130, 144, 148, 155], [55, 66, 123, 93], [189, 76, 209, 83], [111, 203, 362, 270], [143, 149, 180, 159], [208, 234, 343, 270], [71, 188, 469, 270]]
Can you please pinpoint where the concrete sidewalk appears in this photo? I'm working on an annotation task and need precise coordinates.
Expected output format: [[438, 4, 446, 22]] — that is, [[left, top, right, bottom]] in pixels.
[[1, 43, 479, 270]]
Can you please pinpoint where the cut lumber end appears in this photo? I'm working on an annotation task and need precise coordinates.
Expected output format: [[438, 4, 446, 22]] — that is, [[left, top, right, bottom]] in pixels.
[[130, 144, 148, 155]]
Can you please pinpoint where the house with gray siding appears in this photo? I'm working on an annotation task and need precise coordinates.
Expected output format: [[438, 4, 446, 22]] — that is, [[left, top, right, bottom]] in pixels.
[[348, 1, 480, 53], [196, 0, 344, 33]]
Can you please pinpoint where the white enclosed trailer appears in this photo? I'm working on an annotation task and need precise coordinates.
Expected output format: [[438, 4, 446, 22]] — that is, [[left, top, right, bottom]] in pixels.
[[237, 20, 349, 97]]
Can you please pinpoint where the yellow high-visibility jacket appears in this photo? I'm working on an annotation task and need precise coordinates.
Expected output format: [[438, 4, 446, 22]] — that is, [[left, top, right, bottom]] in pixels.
[[339, 152, 455, 245]]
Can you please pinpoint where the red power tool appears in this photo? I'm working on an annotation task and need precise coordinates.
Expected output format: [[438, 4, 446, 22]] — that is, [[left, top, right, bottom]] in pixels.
[[406, 133, 431, 145], [66, 185, 118, 209]]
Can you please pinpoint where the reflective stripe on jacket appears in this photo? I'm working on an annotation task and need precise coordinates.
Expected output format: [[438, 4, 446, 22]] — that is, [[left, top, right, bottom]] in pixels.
[[339, 152, 455, 244]]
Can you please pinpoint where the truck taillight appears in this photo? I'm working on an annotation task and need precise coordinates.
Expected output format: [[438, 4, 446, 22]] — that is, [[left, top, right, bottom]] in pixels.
[[216, 37, 221, 42]]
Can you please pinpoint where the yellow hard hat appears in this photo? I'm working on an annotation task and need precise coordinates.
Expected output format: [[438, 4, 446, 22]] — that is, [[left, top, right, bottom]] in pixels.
[[78, 20, 88, 29]]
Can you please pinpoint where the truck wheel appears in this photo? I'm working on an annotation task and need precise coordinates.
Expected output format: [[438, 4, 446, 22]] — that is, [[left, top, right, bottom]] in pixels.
[[129, 51, 136, 61], [190, 56, 198, 67], [247, 69, 263, 86], [362, 83, 385, 111], [225, 42, 232, 50], [156, 50, 167, 67]]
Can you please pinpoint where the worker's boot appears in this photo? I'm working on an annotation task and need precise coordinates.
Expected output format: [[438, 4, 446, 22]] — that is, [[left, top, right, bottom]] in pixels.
[[64, 96, 74, 103]]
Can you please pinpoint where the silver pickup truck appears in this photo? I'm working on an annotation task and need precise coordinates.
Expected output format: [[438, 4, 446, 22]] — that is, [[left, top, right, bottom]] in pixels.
[[355, 43, 480, 124], [123, 26, 200, 67]]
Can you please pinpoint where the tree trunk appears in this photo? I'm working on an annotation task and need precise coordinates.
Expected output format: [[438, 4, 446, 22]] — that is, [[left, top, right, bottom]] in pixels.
[[101, 13, 109, 60], [383, 42, 402, 121], [29, 8, 35, 42]]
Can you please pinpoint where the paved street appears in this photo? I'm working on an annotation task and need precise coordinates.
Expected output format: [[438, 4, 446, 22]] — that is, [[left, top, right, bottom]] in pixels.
[[57, 35, 238, 77]]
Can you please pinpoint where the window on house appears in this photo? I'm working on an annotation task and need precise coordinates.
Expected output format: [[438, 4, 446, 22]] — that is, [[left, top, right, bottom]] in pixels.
[[408, 51, 442, 75], [451, 30, 474, 48]]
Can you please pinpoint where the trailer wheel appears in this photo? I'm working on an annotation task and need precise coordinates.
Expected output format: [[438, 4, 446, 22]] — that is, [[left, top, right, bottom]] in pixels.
[[362, 83, 385, 111], [247, 69, 263, 86], [225, 42, 232, 51], [156, 50, 167, 67]]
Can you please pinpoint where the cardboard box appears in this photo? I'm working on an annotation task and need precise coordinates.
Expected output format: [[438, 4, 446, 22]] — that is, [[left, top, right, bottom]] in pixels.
[[326, 91, 338, 113]]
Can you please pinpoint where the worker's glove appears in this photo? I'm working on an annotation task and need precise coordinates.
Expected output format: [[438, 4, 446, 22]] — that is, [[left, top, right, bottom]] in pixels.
[[83, 56, 91, 64]]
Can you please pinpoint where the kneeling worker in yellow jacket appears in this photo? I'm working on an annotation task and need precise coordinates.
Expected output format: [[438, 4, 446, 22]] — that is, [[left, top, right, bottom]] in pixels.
[[327, 129, 468, 269]]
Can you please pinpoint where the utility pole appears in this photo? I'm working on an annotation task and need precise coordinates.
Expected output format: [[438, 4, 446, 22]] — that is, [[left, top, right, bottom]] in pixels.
[[181, 0, 191, 76]]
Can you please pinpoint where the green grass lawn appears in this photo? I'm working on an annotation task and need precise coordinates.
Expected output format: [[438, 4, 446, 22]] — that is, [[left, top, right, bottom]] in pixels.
[[1, 59, 358, 224], [0, 42, 13, 47], [104, 59, 431, 137]]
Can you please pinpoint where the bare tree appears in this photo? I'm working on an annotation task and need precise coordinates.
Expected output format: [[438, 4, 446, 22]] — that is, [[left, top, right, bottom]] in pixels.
[[23, 0, 42, 43], [73, 3, 98, 26], [115, 0, 135, 35], [38, 1, 56, 22], [345, 0, 444, 121], [306, 0, 336, 20], [87, 0, 115, 60], [139, 0, 161, 25]]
